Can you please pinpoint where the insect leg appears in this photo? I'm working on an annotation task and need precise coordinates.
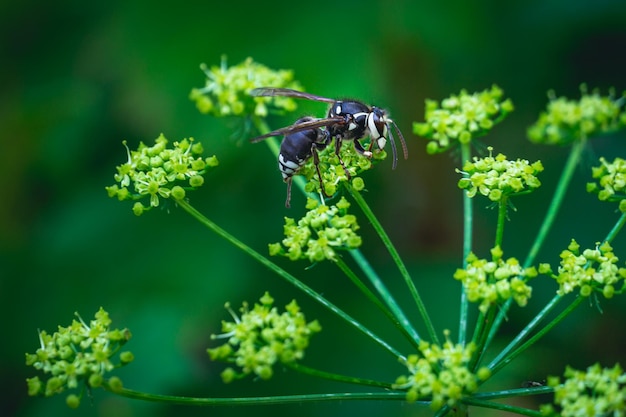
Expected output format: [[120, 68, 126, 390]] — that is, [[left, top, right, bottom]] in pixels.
[[284, 177, 293, 208], [311, 143, 331, 198], [333, 138, 352, 179]]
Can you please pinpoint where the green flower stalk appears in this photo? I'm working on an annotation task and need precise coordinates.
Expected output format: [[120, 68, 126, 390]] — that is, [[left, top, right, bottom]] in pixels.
[[25, 308, 133, 408], [105, 134, 218, 215], [414, 85, 514, 154], [454, 246, 536, 314], [541, 363, 626, 417], [269, 197, 362, 262], [543, 240, 626, 298], [587, 157, 626, 212], [189, 56, 302, 118], [393, 331, 490, 410], [457, 148, 544, 202], [527, 85, 626, 145], [207, 292, 321, 382]]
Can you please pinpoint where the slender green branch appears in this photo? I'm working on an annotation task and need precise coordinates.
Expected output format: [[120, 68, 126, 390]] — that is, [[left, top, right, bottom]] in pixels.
[[485, 138, 586, 353], [604, 211, 626, 244], [175, 199, 404, 361], [489, 294, 584, 376], [459, 142, 473, 346], [335, 256, 419, 347], [285, 361, 395, 389], [495, 197, 508, 249], [344, 182, 439, 345], [462, 398, 544, 417], [105, 382, 411, 406], [486, 294, 563, 374], [347, 249, 421, 347], [471, 385, 553, 400], [523, 138, 586, 268]]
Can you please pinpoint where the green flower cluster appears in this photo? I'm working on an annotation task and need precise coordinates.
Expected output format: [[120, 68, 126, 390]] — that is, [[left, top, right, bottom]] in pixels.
[[189, 56, 302, 117], [301, 141, 382, 197], [268, 197, 362, 262], [528, 86, 626, 145], [105, 134, 218, 215], [25, 308, 133, 408], [394, 333, 491, 410], [413, 85, 514, 154], [453, 246, 536, 313], [207, 292, 321, 382], [457, 148, 543, 202], [543, 240, 626, 298], [587, 157, 626, 212], [541, 363, 626, 417]]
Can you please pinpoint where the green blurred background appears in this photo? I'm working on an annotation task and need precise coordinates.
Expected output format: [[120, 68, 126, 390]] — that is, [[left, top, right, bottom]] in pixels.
[[3, 0, 626, 416]]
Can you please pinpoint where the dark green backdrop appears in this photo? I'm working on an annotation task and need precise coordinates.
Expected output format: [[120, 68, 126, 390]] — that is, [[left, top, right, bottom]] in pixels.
[[3, 1, 626, 416]]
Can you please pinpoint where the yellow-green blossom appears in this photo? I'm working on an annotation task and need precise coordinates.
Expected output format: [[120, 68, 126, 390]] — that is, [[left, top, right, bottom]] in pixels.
[[541, 363, 626, 417], [394, 331, 490, 410], [207, 292, 321, 382], [544, 240, 626, 298], [454, 246, 536, 313], [189, 56, 302, 118], [25, 308, 132, 407], [105, 134, 218, 214], [458, 148, 543, 202], [269, 197, 362, 262], [587, 157, 626, 212], [528, 85, 626, 145], [414, 85, 514, 154]]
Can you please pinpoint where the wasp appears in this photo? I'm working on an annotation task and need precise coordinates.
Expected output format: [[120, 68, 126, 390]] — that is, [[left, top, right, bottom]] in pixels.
[[250, 88, 408, 207], [251, 116, 331, 208], [250, 87, 408, 168]]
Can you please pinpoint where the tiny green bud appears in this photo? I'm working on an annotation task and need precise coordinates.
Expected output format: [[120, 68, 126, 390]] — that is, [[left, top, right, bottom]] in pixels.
[[107, 376, 123, 393], [189, 175, 204, 187], [352, 177, 365, 191], [171, 186, 186, 200], [66, 394, 80, 409]]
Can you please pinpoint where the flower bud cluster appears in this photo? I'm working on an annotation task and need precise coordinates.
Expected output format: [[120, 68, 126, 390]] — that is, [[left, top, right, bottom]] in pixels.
[[413, 85, 514, 154], [394, 332, 490, 410], [25, 308, 133, 408], [541, 363, 626, 417], [587, 157, 626, 212], [207, 292, 321, 382], [105, 134, 218, 214], [189, 56, 302, 118], [457, 148, 543, 202], [301, 141, 379, 197], [528, 86, 626, 145], [453, 246, 536, 313], [544, 240, 626, 298], [269, 197, 362, 262]]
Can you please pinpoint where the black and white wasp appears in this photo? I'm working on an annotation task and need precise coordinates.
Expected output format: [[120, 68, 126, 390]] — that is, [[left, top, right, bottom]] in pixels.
[[251, 116, 332, 208], [249, 87, 408, 207]]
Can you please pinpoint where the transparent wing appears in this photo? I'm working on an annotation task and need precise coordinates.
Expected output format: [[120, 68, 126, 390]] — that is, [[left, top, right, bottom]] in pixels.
[[249, 87, 335, 104]]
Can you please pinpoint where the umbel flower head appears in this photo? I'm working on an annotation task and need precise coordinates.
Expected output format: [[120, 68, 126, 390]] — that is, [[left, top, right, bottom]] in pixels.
[[587, 157, 626, 212], [540, 363, 626, 417], [105, 134, 218, 215], [542, 239, 626, 298], [393, 331, 491, 410], [269, 197, 362, 262], [300, 140, 383, 199], [207, 292, 321, 382], [528, 85, 626, 145], [454, 246, 536, 313], [189, 56, 302, 118], [413, 85, 514, 154], [25, 308, 133, 408], [457, 147, 543, 202]]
